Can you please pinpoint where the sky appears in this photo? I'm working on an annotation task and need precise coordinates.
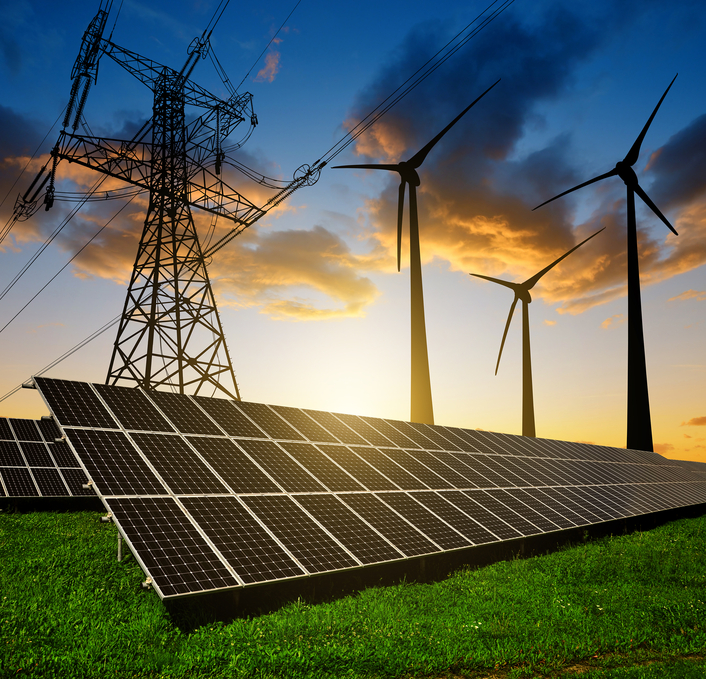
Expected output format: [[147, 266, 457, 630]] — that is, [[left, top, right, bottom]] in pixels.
[[0, 0, 704, 462]]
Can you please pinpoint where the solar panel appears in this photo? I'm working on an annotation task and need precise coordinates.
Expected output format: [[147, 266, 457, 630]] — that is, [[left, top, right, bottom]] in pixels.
[[25, 376, 706, 604], [0, 416, 94, 498]]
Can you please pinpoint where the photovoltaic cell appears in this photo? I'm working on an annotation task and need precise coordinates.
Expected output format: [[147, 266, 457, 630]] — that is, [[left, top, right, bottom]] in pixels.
[[1, 467, 38, 496], [382, 448, 453, 489], [445, 453, 496, 487], [440, 427, 481, 452], [20, 442, 54, 467], [10, 419, 42, 441], [192, 396, 264, 438], [409, 422, 462, 451], [353, 447, 427, 489], [334, 413, 395, 447], [489, 488, 560, 532], [185, 436, 280, 494], [470, 490, 541, 535], [384, 420, 436, 449], [145, 390, 221, 435], [318, 445, 398, 491], [37, 417, 60, 442], [66, 428, 167, 496], [233, 402, 304, 441], [269, 405, 338, 443], [236, 439, 325, 492], [180, 496, 304, 583], [48, 440, 81, 467], [32, 467, 69, 496], [242, 495, 359, 573], [404, 449, 470, 487], [129, 433, 228, 494], [278, 442, 364, 492], [294, 493, 404, 564], [338, 492, 439, 557], [511, 488, 576, 529], [362, 416, 420, 448], [34, 378, 117, 429], [0, 419, 13, 440], [379, 492, 470, 550], [93, 383, 175, 432], [59, 468, 95, 496], [538, 487, 595, 525], [410, 491, 496, 544], [444, 490, 522, 541], [303, 410, 368, 446], [107, 496, 239, 597], [0, 441, 24, 466], [429, 450, 481, 487]]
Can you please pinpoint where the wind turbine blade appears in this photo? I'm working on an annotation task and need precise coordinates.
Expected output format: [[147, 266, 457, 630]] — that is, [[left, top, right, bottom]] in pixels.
[[495, 296, 519, 375], [525, 226, 606, 289], [623, 74, 678, 167], [332, 163, 401, 172], [533, 169, 619, 210], [407, 79, 501, 169], [397, 181, 406, 271], [470, 272, 519, 292], [634, 183, 678, 235]]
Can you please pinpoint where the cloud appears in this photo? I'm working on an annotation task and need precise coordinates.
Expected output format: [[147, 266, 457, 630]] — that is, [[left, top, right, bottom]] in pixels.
[[254, 51, 281, 83], [682, 417, 706, 427], [254, 37, 283, 83], [210, 225, 381, 320], [654, 442, 675, 456], [649, 113, 706, 210], [669, 289, 706, 302], [544, 320, 556, 326], [336, 1, 706, 317], [601, 314, 625, 329]]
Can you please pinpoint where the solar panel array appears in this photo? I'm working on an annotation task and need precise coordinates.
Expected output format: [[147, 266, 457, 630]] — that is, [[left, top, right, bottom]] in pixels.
[[32, 377, 706, 600], [0, 415, 94, 498]]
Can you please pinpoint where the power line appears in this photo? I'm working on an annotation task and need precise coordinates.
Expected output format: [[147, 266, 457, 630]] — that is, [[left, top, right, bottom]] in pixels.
[[204, 0, 516, 258], [0, 192, 137, 336], [235, 0, 303, 92], [0, 314, 121, 404]]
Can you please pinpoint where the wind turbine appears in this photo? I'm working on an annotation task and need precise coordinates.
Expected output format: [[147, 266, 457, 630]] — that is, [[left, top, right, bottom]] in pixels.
[[333, 79, 500, 424], [533, 75, 678, 452], [470, 227, 604, 438]]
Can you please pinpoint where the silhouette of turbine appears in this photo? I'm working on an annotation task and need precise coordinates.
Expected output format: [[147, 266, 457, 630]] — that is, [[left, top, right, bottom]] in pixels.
[[533, 75, 678, 452], [471, 227, 604, 438], [334, 79, 499, 424]]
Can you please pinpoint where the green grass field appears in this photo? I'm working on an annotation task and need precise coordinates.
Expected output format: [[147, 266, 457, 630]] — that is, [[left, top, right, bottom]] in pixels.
[[1, 507, 706, 678]]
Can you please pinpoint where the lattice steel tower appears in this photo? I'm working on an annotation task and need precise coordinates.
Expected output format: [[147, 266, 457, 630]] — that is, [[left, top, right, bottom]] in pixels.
[[43, 2, 271, 399]]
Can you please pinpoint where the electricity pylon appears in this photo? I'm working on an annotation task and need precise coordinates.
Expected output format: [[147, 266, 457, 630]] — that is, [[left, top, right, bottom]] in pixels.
[[35, 3, 310, 399]]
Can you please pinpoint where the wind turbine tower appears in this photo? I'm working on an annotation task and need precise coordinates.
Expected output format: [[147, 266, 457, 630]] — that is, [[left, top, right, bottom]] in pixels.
[[470, 227, 604, 437], [334, 80, 499, 424], [533, 76, 679, 452]]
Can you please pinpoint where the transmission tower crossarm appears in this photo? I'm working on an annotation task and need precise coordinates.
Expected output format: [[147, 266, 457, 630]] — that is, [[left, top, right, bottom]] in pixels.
[[100, 40, 238, 113], [54, 129, 152, 190], [53, 129, 265, 226]]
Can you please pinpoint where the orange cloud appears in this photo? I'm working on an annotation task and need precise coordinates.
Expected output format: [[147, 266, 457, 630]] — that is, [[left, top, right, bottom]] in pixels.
[[682, 417, 706, 427], [601, 314, 625, 329], [255, 51, 281, 83], [210, 225, 381, 320], [669, 289, 706, 302]]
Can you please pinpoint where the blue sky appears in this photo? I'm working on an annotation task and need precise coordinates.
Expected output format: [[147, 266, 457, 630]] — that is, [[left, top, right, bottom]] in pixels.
[[0, 0, 704, 460]]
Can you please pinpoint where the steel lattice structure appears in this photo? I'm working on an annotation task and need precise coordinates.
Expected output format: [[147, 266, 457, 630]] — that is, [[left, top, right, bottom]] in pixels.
[[30, 3, 321, 399]]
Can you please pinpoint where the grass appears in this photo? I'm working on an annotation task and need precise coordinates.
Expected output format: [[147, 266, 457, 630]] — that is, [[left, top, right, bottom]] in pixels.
[[1, 508, 706, 678]]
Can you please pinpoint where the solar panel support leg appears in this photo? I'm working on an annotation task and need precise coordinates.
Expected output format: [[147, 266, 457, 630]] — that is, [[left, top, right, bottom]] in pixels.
[[117, 534, 123, 562]]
